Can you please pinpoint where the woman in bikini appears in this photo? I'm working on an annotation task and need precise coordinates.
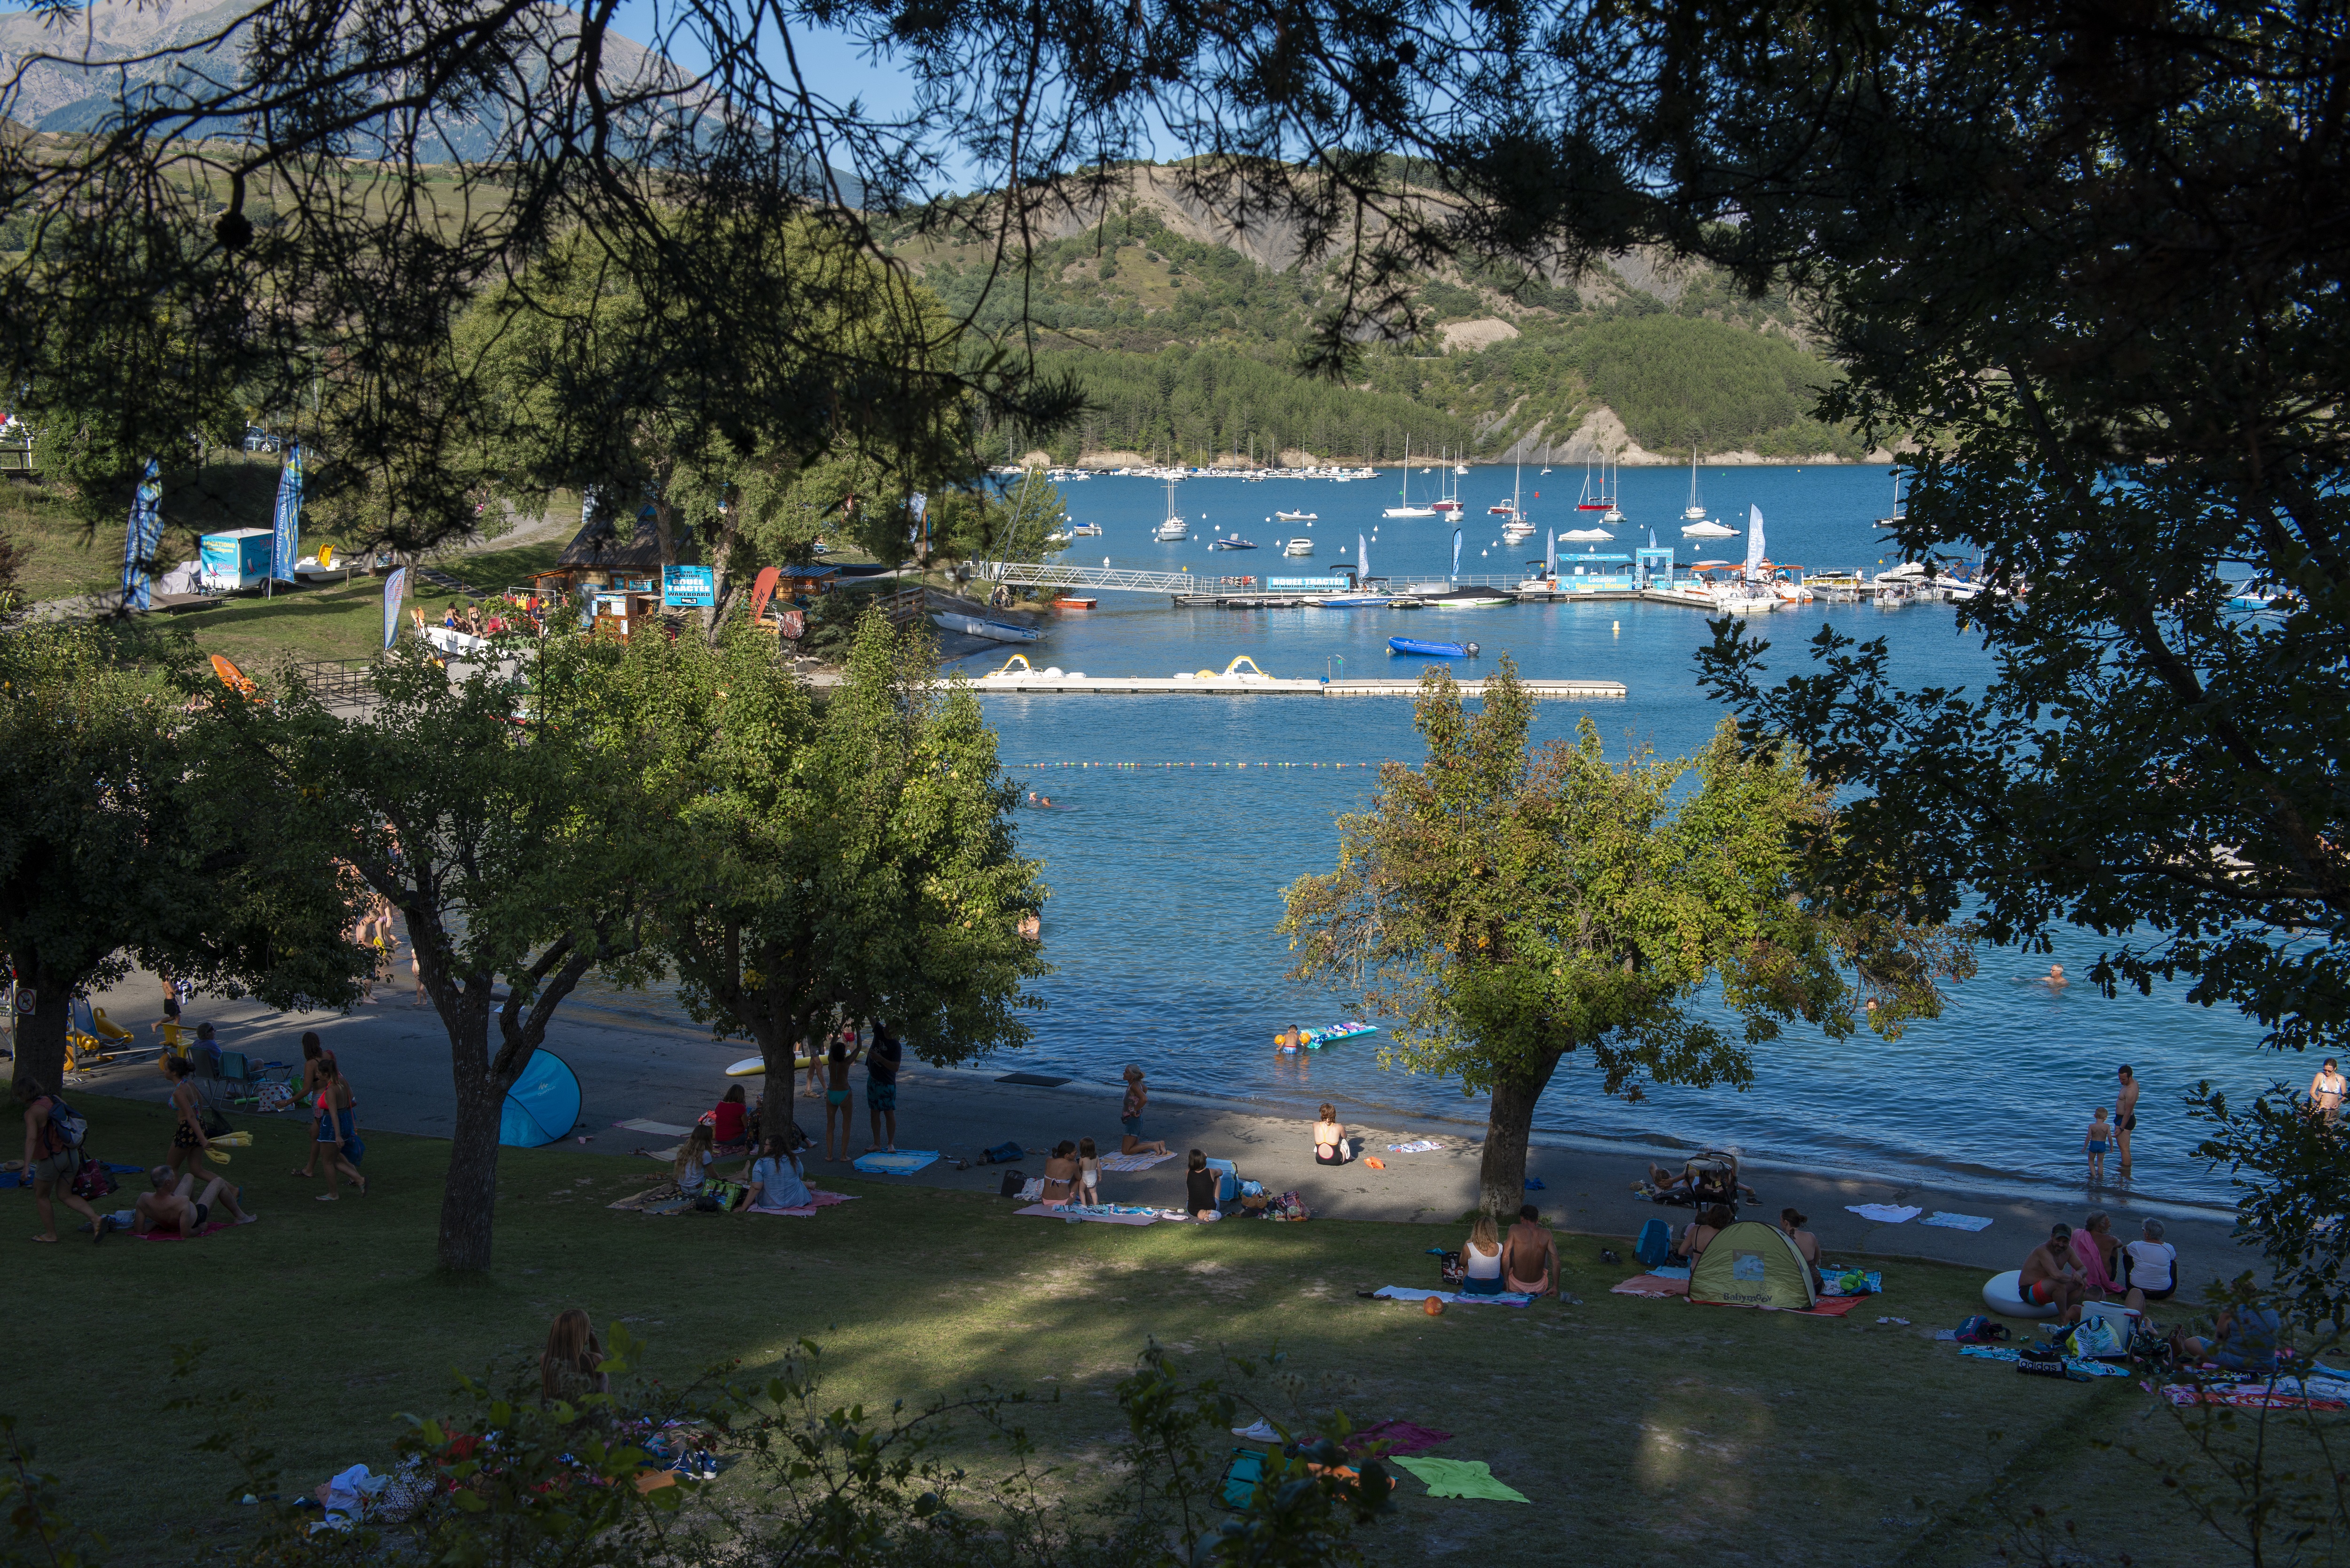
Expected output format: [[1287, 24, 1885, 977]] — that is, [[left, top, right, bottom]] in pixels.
[[2310, 1059, 2347, 1124], [1677, 1203, 1734, 1263], [313, 1057, 367, 1200]]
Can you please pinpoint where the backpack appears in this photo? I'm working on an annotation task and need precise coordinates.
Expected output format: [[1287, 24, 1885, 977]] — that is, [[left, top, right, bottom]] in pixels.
[[70, 1157, 117, 1201], [1954, 1315, 2011, 1345], [43, 1096, 87, 1153]]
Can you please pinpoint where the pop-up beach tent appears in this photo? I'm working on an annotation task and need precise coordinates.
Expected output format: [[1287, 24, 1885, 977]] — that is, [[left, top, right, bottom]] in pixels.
[[500, 1051, 582, 1148], [1686, 1220, 1818, 1311]]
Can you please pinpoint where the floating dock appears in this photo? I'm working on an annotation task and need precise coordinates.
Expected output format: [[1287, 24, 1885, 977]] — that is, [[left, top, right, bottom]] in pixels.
[[967, 674, 1625, 699]]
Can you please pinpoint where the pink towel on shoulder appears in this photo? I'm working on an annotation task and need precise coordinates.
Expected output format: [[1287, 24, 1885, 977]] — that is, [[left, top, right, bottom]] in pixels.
[[2071, 1230, 2122, 1294]]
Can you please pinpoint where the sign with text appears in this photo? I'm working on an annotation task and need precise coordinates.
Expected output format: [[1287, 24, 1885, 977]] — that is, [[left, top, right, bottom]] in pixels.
[[662, 565, 714, 607]]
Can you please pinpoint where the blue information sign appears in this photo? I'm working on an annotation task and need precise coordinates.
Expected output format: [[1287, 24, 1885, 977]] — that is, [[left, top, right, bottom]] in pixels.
[[662, 565, 715, 607]]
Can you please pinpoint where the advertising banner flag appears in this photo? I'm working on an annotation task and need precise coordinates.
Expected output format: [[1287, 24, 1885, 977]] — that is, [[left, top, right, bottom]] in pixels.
[[1451, 527, 1463, 579], [120, 457, 162, 609], [269, 443, 305, 582], [383, 566, 408, 649]]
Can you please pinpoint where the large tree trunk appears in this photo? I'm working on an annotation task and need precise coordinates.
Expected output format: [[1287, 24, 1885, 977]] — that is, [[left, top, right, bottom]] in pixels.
[[9, 967, 68, 1098], [1477, 1051, 1565, 1221], [438, 1038, 505, 1276]]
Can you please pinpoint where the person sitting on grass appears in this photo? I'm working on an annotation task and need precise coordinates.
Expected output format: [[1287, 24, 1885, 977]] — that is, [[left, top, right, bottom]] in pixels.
[[2123, 1218, 2179, 1311], [1502, 1205, 1558, 1297], [674, 1125, 717, 1202], [540, 1309, 609, 1405], [1676, 1203, 1735, 1264], [1312, 1104, 1357, 1166], [101, 1166, 256, 1239], [1779, 1208, 1825, 1290], [1184, 1149, 1222, 1220], [1040, 1140, 1080, 1205], [743, 1136, 813, 1213], [2175, 1301, 2284, 1372], [1459, 1214, 1507, 1295], [709, 1085, 748, 1149], [2020, 1224, 2087, 1324]]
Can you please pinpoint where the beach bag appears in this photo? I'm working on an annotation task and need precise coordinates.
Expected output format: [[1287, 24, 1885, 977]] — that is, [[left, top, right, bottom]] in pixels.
[[2017, 1344, 2068, 1379], [984, 1140, 1024, 1165], [70, 1157, 117, 1201], [2130, 1328, 2175, 1368], [1635, 1218, 1675, 1268], [2068, 1319, 2124, 1359], [1953, 1315, 2010, 1345], [998, 1169, 1028, 1198], [703, 1179, 747, 1212], [1437, 1250, 1464, 1287], [341, 1134, 366, 1165]]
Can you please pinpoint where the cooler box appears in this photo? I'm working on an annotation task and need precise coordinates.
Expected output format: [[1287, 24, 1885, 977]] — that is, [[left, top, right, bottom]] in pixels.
[[199, 529, 273, 590], [1205, 1157, 1239, 1204]]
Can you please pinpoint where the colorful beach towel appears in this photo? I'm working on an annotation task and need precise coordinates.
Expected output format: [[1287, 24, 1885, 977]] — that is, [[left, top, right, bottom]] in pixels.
[[1015, 1202, 1158, 1226], [1921, 1211, 1995, 1231], [1096, 1151, 1181, 1172], [1845, 1203, 1923, 1224], [1345, 1420, 1453, 1457], [747, 1190, 856, 1218], [1391, 1457, 1528, 1503], [1371, 1286, 1534, 1308], [1386, 1139, 1445, 1154], [1611, 1274, 1691, 1298], [1961, 1345, 2129, 1377], [850, 1150, 939, 1176], [613, 1119, 693, 1137], [2161, 1385, 2348, 1411]]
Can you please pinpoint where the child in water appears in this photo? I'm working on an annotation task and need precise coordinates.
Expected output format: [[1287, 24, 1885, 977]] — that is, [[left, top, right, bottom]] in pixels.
[[2084, 1106, 2112, 1185]]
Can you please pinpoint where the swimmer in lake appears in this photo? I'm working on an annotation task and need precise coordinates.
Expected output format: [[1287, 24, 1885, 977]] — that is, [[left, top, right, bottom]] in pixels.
[[2044, 963, 2068, 989]]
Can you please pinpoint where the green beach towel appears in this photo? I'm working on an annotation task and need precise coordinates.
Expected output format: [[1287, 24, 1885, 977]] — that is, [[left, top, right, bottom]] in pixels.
[[1392, 1456, 1528, 1503]]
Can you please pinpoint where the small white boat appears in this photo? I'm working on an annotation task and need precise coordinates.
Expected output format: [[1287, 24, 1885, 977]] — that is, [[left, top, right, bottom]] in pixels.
[[1283, 537, 1315, 557], [932, 611, 1044, 643], [1683, 444, 1709, 522], [1276, 510, 1319, 522], [1155, 517, 1190, 541], [1071, 522, 1103, 537], [1383, 505, 1436, 518]]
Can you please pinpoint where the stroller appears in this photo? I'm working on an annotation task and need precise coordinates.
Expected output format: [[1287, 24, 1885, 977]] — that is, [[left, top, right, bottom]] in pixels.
[[1636, 1150, 1755, 1218]]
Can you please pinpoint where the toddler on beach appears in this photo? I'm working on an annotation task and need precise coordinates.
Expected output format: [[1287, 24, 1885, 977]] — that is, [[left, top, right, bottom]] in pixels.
[[2084, 1106, 2113, 1185], [1078, 1137, 1101, 1206]]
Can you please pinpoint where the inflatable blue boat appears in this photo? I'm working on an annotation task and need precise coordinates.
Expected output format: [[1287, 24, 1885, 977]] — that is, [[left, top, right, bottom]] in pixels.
[[1388, 637, 1479, 658]]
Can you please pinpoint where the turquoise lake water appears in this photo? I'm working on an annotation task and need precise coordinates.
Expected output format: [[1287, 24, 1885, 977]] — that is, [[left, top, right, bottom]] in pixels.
[[578, 464, 2280, 1205]]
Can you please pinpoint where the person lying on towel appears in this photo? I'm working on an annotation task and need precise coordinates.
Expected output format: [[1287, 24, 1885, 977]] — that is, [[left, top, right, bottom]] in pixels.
[[99, 1167, 256, 1239], [1502, 1205, 1559, 1296]]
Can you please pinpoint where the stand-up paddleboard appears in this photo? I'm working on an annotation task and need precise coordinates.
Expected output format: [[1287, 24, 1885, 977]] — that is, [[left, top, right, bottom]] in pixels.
[[1388, 637, 1479, 659], [727, 1055, 819, 1075]]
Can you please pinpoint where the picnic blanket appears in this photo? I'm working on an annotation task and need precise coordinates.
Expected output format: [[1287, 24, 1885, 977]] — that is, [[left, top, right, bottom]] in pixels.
[[1961, 1345, 2130, 1378], [128, 1220, 233, 1241], [1371, 1286, 1535, 1309], [2160, 1384, 2347, 1411], [1612, 1274, 1691, 1298], [609, 1184, 683, 1211], [1015, 1202, 1159, 1226], [613, 1119, 693, 1137], [1818, 1269, 1885, 1297], [1921, 1211, 1995, 1231], [1845, 1204, 1923, 1224], [1095, 1151, 1180, 1172], [851, 1150, 939, 1176], [1345, 1421, 1453, 1457], [1391, 1456, 1528, 1503], [747, 1190, 855, 1218], [1386, 1139, 1445, 1154]]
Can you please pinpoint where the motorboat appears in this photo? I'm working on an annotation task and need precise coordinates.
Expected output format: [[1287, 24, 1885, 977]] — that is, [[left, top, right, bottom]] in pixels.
[[1054, 596, 1097, 610], [1208, 533, 1260, 550], [1389, 636, 1480, 658], [1421, 586, 1514, 609], [1276, 510, 1319, 523], [1071, 522, 1104, 537], [932, 611, 1045, 643], [1282, 537, 1315, 557], [1383, 437, 1436, 517], [2228, 577, 2298, 612], [1308, 592, 1393, 608], [1488, 501, 1517, 515]]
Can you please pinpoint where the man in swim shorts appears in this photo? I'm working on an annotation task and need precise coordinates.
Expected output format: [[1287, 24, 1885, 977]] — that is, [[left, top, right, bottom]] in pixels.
[[2115, 1065, 2140, 1178], [2020, 1224, 2086, 1324], [101, 1167, 256, 1239], [864, 1022, 902, 1153]]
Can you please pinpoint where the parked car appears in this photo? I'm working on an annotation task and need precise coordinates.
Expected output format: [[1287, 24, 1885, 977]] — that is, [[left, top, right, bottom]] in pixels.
[[241, 425, 281, 453]]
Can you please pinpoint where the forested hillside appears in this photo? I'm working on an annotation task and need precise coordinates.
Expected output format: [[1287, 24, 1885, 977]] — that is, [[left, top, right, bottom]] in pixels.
[[898, 185, 1865, 465]]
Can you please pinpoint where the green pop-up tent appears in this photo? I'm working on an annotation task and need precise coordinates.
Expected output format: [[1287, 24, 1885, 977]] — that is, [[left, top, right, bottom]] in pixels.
[[1687, 1220, 1818, 1311]]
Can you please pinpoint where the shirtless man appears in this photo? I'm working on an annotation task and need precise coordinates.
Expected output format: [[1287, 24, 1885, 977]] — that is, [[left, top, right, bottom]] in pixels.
[[2308, 1058, 2346, 1125], [2115, 1064, 2141, 1177], [2020, 1224, 2086, 1324], [1502, 1205, 1559, 1297], [2044, 963, 2068, 989], [99, 1167, 256, 1239]]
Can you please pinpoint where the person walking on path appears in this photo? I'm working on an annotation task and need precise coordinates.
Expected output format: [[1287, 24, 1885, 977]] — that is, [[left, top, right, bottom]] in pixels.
[[290, 1034, 335, 1178], [312, 1057, 367, 1200], [864, 1022, 902, 1152], [2115, 1065, 2141, 1179], [822, 1029, 860, 1162], [2309, 1058, 2346, 1124], [1119, 1064, 1170, 1156], [17, 1075, 100, 1243], [162, 1052, 213, 1184]]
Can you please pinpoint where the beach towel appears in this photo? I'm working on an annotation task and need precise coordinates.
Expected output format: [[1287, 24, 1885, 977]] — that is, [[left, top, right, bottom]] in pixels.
[[1845, 1204, 1922, 1224], [746, 1190, 856, 1217], [614, 1119, 693, 1137], [635, 1145, 684, 1161], [1646, 1263, 1692, 1280], [2162, 1384, 2348, 1411], [1015, 1202, 1159, 1226], [1386, 1139, 1444, 1154], [609, 1183, 682, 1211], [1611, 1274, 1690, 1298], [1345, 1420, 1452, 1457], [851, 1150, 939, 1176], [1819, 1269, 1885, 1297], [1922, 1211, 1995, 1231], [1095, 1151, 1180, 1172], [1391, 1457, 1528, 1503], [1960, 1345, 2129, 1378], [1371, 1286, 1534, 1308], [129, 1221, 232, 1241], [2070, 1230, 2123, 1295]]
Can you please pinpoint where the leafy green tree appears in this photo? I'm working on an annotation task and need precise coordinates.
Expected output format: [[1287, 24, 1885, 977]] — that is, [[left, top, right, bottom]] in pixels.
[[234, 643, 669, 1274], [1281, 662, 1971, 1215], [0, 622, 367, 1093], [925, 471, 1068, 566], [551, 610, 1048, 1095]]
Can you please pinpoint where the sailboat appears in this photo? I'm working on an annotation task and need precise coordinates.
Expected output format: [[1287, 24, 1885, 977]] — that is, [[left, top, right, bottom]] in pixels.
[[1601, 449, 1625, 525], [1432, 447, 1464, 514], [1153, 473, 1189, 540], [1384, 437, 1436, 518], [1876, 467, 1907, 527], [1576, 453, 1612, 513], [1683, 443, 1709, 522], [1541, 436, 1552, 476]]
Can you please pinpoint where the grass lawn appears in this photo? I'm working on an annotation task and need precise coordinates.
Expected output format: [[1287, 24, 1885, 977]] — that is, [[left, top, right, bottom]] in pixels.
[[7, 1094, 2266, 1567]]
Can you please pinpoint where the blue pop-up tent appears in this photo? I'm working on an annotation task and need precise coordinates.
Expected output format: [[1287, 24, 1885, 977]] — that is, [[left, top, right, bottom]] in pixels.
[[500, 1051, 581, 1148]]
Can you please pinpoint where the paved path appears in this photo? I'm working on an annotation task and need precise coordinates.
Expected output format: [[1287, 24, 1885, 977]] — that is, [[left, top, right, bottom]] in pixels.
[[67, 965, 2252, 1294]]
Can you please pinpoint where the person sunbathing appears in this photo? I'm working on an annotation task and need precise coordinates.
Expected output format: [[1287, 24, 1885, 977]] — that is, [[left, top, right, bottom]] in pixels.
[[1040, 1140, 1080, 1204], [1676, 1203, 1735, 1262], [1502, 1205, 1558, 1296], [101, 1167, 256, 1239]]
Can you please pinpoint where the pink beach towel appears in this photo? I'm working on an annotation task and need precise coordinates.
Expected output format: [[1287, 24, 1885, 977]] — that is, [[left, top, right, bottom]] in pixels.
[[746, 1190, 855, 1218], [2071, 1230, 2123, 1295], [128, 1221, 232, 1241], [1345, 1420, 1453, 1457]]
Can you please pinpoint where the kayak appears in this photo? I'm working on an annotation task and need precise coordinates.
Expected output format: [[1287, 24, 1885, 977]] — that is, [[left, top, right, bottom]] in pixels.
[[1388, 637, 1476, 658]]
